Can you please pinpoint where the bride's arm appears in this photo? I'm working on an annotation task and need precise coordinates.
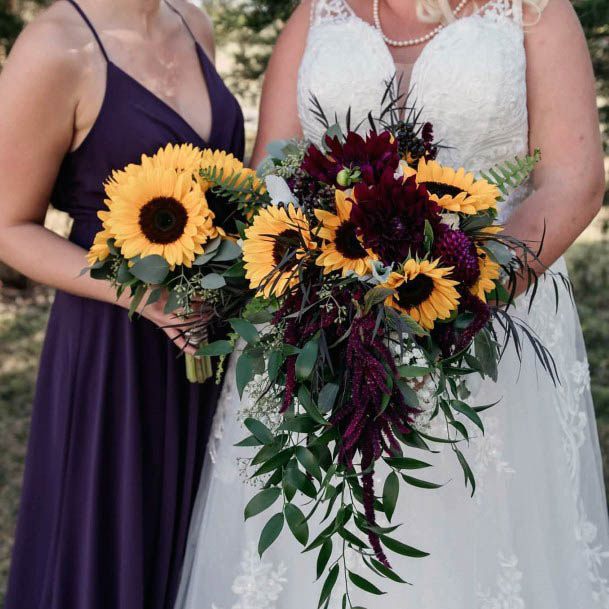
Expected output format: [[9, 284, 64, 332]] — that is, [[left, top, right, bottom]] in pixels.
[[504, 0, 604, 278], [250, 0, 312, 168]]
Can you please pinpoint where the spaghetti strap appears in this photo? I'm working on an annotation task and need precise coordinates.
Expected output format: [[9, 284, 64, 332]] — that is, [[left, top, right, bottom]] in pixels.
[[164, 0, 197, 43], [65, 0, 109, 62]]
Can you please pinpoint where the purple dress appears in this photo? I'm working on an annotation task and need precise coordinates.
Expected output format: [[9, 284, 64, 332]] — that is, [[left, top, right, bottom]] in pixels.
[[5, 2, 244, 608]]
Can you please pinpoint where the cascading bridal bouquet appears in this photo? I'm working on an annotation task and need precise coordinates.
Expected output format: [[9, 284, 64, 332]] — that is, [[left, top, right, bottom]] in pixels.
[[200, 99, 568, 608], [86, 143, 264, 383]]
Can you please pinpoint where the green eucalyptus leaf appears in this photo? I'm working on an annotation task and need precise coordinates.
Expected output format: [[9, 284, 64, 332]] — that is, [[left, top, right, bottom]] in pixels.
[[318, 383, 339, 412], [200, 273, 227, 290], [163, 290, 180, 315], [397, 365, 433, 378], [384, 457, 433, 470], [129, 255, 170, 285], [295, 446, 322, 482], [316, 539, 333, 580], [451, 400, 484, 433], [229, 318, 260, 344], [401, 474, 444, 490], [267, 350, 285, 382], [213, 239, 242, 262], [318, 564, 340, 608]]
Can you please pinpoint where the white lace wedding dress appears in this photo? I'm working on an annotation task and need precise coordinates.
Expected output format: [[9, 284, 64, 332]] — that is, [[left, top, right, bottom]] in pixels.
[[175, 1, 609, 607]]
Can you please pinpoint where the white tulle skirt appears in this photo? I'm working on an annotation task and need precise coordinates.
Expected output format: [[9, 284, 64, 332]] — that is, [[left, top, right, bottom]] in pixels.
[[175, 256, 609, 609]]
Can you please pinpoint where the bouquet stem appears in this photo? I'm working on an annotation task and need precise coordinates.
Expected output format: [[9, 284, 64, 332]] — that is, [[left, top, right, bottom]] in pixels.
[[185, 350, 213, 384]]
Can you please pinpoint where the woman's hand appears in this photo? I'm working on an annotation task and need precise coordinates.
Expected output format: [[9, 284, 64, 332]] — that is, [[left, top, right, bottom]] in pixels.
[[137, 294, 216, 356]]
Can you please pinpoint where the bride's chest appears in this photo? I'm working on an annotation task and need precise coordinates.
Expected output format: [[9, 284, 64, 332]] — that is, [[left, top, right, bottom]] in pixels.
[[297, 14, 529, 171]]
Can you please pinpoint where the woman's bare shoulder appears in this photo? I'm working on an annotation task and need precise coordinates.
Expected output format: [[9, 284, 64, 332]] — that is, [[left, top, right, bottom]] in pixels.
[[2, 2, 93, 90], [171, 0, 216, 58]]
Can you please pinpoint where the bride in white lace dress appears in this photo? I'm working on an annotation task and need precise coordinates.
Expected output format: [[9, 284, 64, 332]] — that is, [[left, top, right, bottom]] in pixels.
[[175, 0, 609, 607]]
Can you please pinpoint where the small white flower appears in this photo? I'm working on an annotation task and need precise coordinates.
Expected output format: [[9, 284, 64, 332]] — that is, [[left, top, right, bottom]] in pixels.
[[440, 212, 460, 231], [264, 175, 298, 207], [370, 260, 394, 284]]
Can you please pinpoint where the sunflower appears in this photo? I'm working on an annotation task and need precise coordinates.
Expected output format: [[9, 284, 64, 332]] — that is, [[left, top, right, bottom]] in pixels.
[[415, 159, 500, 215], [197, 148, 264, 195], [145, 143, 203, 174], [315, 190, 377, 276], [86, 224, 113, 266], [382, 259, 460, 330], [102, 166, 216, 268], [471, 248, 501, 302], [243, 204, 315, 298]]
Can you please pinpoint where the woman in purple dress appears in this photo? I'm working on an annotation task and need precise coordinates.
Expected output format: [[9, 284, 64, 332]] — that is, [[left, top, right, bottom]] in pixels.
[[0, 1, 244, 607]]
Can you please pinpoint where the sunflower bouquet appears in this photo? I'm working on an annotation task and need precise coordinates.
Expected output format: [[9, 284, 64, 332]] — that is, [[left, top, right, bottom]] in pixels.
[[201, 103, 568, 607], [86, 143, 264, 383]]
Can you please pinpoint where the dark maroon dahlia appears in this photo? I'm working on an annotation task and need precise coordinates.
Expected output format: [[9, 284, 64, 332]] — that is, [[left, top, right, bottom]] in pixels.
[[432, 226, 481, 286], [350, 169, 441, 265], [301, 131, 400, 189]]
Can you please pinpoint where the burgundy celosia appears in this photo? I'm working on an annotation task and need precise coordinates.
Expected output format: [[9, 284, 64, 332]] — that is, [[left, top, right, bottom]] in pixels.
[[301, 131, 400, 189], [432, 226, 481, 286], [350, 170, 441, 264]]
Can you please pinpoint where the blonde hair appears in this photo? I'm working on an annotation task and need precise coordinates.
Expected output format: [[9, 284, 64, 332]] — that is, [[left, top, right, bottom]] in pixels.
[[415, 0, 549, 24]]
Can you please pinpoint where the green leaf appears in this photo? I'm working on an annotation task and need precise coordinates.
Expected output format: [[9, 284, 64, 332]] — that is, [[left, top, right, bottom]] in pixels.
[[244, 418, 275, 445], [364, 286, 394, 313], [279, 414, 319, 434], [284, 503, 309, 545], [223, 260, 245, 278], [234, 434, 264, 448], [396, 379, 420, 408], [369, 558, 408, 584], [200, 273, 227, 290], [244, 488, 281, 520], [297, 386, 327, 425], [348, 571, 385, 596], [318, 383, 339, 412], [295, 446, 322, 482], [295, 338, 319, 381], [229, 318, 260, 344], [401, 474, 443, 490], [258, 513, 284, 556], [451, 400, 484, 433], [252, 449, 293, 477], [267, 350, 285, 382], [130, 255, 170, 284], [196, 340, 234, 357], [474, 330, 498, 381], [163, 290, 179, 315], [450, 420, 470, 441], [316, 539, 333, 580], [117, 260, 133, 284], [381, 535, 429, 558], [128, 284, 147, 319], [423, 219, 434, 251], [236, 352, 256, 397], [397, 365, 433, 378], [384, 457, 433, 470], [455, 448, 476, 497], [284, 464, 317, 498], [213, 239, 242, 262], [318, 564, 340, 608], [382, 472, 399, 521], [145, 287, 162, 307]]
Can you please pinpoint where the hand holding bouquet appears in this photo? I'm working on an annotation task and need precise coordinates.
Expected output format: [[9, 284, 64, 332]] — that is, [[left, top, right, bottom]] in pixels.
[[86, 144, 263, 382]]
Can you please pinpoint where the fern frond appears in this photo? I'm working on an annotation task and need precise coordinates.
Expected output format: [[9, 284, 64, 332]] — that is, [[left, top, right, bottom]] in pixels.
[[199, 166, 268, 210], [480, 149, 541, 197]]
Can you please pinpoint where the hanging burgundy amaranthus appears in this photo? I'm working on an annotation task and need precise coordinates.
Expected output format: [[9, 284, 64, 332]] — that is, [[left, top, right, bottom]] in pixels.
[[332, 313, 417, 566]]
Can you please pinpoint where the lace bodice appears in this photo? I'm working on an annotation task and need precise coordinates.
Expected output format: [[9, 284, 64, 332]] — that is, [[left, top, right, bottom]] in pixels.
[[298, 0, 528, 200]]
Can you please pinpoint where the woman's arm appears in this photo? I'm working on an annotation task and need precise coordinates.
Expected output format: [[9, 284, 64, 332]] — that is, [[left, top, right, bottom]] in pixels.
[[250, 0, 312, 168], [504, 0, 605, 278], [0, 13, 196, 351]]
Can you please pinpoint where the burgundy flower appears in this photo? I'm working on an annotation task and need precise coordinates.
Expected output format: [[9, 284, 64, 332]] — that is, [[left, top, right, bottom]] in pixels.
[[432, 226, 480, 286], [301, 131, 400, 189], [350, 169, 441, 265]]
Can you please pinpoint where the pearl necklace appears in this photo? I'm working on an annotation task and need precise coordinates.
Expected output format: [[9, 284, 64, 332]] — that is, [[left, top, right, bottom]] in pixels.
[[372, 0, 470, 47]]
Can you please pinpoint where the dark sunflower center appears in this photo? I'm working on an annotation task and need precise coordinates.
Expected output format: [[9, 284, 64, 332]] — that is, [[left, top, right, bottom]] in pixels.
[[139, 197, 188, 244], [425, 182, 465, 199], [272, 229, 301, 266], [334, 221, 367, 260], [396, 274, 435, 308]]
